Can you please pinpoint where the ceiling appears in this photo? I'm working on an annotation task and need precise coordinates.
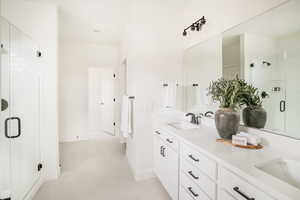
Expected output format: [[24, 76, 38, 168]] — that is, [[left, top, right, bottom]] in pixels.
[[27, 0, 128, 44]]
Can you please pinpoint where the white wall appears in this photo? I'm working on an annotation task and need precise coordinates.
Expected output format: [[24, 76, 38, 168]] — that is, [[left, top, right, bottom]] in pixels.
[[183, 0, 288, 48], [59, 41, 119, 142], [122, 0, 184, 180], [1, 0, 59, 180]]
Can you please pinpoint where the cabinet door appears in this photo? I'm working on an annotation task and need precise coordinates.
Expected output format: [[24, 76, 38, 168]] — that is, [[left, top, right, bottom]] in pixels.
[[9, 25, 41, 200], [154, 135, 179, 200], [154, 135, 166, 183], [164, 145, 179, 200]]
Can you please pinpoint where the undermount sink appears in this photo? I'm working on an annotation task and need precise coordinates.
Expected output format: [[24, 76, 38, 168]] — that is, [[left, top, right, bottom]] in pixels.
[[168, 121, 198, 130], [256, 158, 300, 190]]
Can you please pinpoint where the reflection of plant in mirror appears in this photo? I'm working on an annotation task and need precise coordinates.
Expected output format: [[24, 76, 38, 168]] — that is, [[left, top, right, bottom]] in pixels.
[[208, 76, 263, 110], [207, 76, 245, 111], [240, 82, 263, 109]]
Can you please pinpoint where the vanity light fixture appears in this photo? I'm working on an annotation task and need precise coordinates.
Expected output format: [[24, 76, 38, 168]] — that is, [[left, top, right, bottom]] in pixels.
[[183, 16, 206, 37]]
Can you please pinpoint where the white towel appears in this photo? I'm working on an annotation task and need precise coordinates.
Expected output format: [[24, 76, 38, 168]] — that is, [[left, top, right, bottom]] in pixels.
[[162, 82, 177, 108], [121, 95, 132, 138]]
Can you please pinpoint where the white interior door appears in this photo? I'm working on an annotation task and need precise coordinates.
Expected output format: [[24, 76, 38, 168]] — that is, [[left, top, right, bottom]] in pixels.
[[88, 68, 115, 135], [101, 69, 115, 134], [88, 68, 102, 132]]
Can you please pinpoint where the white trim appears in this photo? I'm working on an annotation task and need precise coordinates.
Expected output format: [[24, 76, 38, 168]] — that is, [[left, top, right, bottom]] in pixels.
[[24, 176, 44, 200]]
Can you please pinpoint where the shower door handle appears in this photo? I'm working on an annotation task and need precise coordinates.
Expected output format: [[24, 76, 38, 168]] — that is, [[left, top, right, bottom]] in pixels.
[[280, 100, 286, 112], [5, 117, 21, 139], [1, 98, 8, 111]]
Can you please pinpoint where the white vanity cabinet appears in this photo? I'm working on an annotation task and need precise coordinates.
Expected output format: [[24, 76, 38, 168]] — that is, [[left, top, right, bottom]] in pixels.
[[153, 128, 279, 200], [180, 143, 217, 200], [154, 130, 179, 200]]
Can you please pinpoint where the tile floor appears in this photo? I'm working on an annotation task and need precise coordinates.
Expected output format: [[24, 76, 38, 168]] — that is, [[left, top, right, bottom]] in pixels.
[[33, 137, 170, 200]]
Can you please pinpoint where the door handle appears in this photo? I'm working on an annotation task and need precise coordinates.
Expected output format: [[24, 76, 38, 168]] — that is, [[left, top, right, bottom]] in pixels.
[[280, 100, 286, 112], [162, 146, 166, 157], [5, 117, 21, 139]]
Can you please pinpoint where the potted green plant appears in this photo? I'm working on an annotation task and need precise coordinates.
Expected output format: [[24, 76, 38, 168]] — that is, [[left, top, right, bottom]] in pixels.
[[240, 84, 267, 129], [207, 77, 244, 139]]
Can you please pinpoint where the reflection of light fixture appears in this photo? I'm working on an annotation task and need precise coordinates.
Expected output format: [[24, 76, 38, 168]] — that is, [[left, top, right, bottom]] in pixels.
[[196, 23, 201, 31], [262, 61, 271, 66], [182, 16, 206, 37]]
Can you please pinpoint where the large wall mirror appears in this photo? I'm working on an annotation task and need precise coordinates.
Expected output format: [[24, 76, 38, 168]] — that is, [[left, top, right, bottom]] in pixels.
[[183, 0, 300, 139]]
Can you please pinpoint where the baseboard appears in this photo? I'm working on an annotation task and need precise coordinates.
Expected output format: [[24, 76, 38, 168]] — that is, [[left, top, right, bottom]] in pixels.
[[24, 175, 44, 200], [133, 168, 156, 181]]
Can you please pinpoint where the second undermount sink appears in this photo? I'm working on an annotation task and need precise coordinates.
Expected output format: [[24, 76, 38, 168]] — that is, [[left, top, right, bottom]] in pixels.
[[168, 121, 198, 130], [256, 158, 300, 190]]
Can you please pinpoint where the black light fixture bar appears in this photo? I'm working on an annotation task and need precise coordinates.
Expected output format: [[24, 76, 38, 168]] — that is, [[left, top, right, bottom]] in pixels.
[[183, 16, 206, 36]]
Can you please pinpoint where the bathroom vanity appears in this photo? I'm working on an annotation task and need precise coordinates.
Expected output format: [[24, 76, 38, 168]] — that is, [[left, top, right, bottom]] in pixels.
[[153, 123, 300, 200], [153, 1, 300, 199]]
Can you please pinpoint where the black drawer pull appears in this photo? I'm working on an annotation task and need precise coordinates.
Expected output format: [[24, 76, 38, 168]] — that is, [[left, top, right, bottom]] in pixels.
[[187, 187, 199, 197], [155, 131, 161, 135], [188, 171, 199, 180], [166, 138, 173, 144], [188, 154, 199, 162], [233, 187, 255, 200]]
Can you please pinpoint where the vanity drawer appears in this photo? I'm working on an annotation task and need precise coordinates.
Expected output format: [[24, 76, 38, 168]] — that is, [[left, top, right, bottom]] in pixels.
[[155, 130, 179, 151], [219, 167, 275, 200], [181, 160, 216, 199], [218, 189, 238, 200], [181, 143, 217, 180], [180, 173, 211, 200], [180, 186, 194, 200]]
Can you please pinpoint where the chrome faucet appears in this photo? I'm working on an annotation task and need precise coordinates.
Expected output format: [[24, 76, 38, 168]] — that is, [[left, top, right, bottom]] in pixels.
[[185, 113, 200, 124]]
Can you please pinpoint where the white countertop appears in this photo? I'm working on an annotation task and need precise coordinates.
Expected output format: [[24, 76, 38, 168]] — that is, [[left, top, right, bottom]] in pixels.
[[158, 124, 300, 200]]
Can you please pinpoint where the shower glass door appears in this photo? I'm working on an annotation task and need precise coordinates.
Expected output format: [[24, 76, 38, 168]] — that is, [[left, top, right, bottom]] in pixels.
[[0, 16, 12, 200], [0, 17, 41, 200]]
